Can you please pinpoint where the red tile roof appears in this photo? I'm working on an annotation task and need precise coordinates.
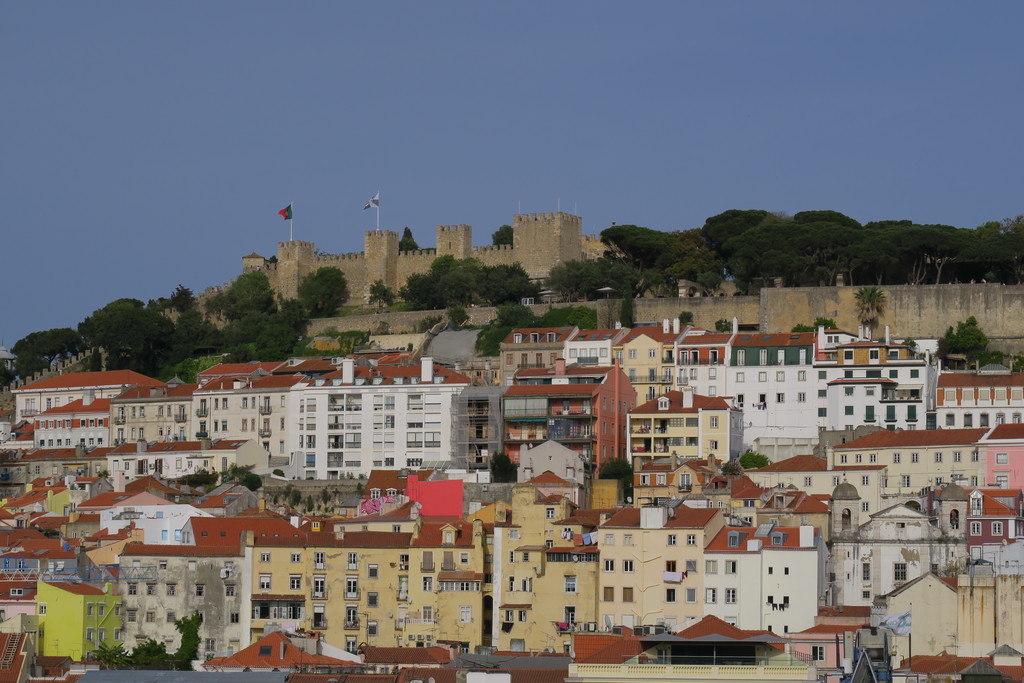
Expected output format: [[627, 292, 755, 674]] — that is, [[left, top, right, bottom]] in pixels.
[[938, 372, 1024, 388], [190, 516, 306, 545], [502, 328, 577, 345], [114, 383, 197, 399], [751, 455, 825, 472], [835, 428, 988, 450], [205, 630, 351, 670], [705, 525, 818, 552], [16, 370, 161, 392], [794, 623, 868, 634], [985, 424, 1024, 440], [573, 634, 645, 664], [527, 471, 571, 486], [632, 390, 733, 414], [731, 332, 815, 347], [36, 398, 111, 416], [47, 581, 106, 596], [121, 543, 241, 557], [676, 615, 783, 647], [360, 646, 451, 665]]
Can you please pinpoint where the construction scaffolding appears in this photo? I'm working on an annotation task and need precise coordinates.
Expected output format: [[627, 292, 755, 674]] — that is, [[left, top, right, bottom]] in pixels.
[[0, 564, 157, 582], [453, 386, 505, 470]]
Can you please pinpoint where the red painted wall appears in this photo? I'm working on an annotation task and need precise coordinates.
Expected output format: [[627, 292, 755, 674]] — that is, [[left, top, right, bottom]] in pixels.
[[405, 475, 463, 516]]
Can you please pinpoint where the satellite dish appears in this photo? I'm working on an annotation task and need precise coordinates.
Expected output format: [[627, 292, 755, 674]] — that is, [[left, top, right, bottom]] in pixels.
[[626, 496, 633, 503]]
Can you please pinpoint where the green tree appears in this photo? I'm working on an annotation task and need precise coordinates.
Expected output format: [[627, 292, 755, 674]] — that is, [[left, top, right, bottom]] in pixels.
[[399, 227, 420, 252], [715, 319, 732, 333], [619, 296, 634, 328], [221, 464, 262, 491], [941, 316, 990, 362], [478, 263, 540, 306], [598, 457, 634, 501], [679, 311, 694, 326], [854, 286, 887, 331], [739, 451, 771, 469], [368, 279, 395, 312], [791, 318, 837, 333], [205, 271, 276, 321], [490, 452, 518, 483], [95, 642, 130, 669], [78, 299, 173, 375], [168, 284, 196, 313], [129, 639, 170, 668], [400, 256, 484, 310], [447, 305, 469, 327], [298, 267, 349, 318], [720, 460, 743, 476], [12, 327, 85, 379], [173, 611, 203, 669], [492, 224, 513, 246]]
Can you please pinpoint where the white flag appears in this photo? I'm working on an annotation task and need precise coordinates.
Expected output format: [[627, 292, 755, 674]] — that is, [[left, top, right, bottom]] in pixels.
[[363, 192, 380, 210], [880, 610, 912, 636]]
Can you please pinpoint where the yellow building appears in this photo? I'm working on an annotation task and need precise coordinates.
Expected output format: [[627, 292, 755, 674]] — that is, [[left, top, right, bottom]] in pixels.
[[633, 456, 718, 508], [491, 482, 607, 651], [245, 516, 487, 653], [598, 505, 725, 631], [37, 581, 121, 661], [615, 328, 679, 404], [629, 389, 743, 466]]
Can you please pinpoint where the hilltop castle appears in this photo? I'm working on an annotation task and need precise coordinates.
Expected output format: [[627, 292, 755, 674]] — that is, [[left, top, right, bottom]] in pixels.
[[242, 212, 605, 302]]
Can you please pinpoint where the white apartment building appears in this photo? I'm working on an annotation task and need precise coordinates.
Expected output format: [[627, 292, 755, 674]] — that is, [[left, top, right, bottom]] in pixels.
[[107, 438, 268, 481], [673, 328, 733, 399], [297, 357, 471, 478], [703, 523, 826, 635], [193, 374, 305, 457], [101, 501, 213, 544], [564, 328, 629, 366]]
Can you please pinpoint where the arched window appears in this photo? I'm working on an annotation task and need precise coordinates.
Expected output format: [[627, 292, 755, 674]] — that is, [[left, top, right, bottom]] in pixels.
[[949, 509, 960, 530], [841, 509, 852, 531]]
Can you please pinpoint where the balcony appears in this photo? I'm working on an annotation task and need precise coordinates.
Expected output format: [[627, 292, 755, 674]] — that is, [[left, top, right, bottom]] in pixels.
[[259, 405, 273, 415], [421, 563, 435, 572], [174, 413, 187, 423], [195, 407, 209, 418], [113, 415, 126, 425], [550, 407, 592, 417], [576, 356, 600, 365], [195, 431, 208, 438], [344, 619, 360, 629], [258, 428, 272, 438], [881, 389, 922, 402], [344, 589, 359, 599], [404, 617, 437, 625], [21, 409, 39, 417], [312, 589, 327, 599]]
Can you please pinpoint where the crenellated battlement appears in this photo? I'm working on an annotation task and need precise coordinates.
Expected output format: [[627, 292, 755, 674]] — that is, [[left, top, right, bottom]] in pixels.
[[243, 211, 598, 305], [513, 211, 582, 226]]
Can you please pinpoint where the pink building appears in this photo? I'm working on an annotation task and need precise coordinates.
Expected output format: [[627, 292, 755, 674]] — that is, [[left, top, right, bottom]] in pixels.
[[978, 423, 1024, 488]]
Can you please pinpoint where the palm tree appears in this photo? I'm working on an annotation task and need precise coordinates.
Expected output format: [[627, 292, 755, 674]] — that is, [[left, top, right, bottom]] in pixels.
[[854, 286, 887, 334]]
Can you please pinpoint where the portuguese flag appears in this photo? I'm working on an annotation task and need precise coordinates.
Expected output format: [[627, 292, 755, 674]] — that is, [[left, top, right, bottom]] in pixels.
[[278, 204, 293, 220]]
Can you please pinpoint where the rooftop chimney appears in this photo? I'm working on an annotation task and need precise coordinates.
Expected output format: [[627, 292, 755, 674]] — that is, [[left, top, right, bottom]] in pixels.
[[885, 325, 891, 345], [554, 358, 566, 376], [681, 387, 694, 409], [421, 356, 434, 383], [662, 319, 670, 334], [732, 317, 738, 335], [342, 358, 355, 384], [672, 317, 680, 334], [135, 440, 148, 453]]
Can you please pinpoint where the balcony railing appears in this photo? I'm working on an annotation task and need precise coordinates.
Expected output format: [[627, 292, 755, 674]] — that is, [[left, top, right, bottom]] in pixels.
[[344, 589, 359, 599], [344, 619, 360, 629], [195, 407, 209, 417], [259, 405, 273, 415], [113, 415, 126, 425], [258, 428, 272, 438], [195, 431, 208, 438], [174, 413, 187, 423]]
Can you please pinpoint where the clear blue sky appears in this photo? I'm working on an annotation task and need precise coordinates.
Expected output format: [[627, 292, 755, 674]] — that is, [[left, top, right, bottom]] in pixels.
[[4, 2, 1023, 345]]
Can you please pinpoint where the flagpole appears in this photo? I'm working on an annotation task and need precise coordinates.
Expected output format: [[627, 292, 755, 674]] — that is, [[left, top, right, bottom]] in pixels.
[[376, 190, 380, 231], [290, 201, 294, 242]]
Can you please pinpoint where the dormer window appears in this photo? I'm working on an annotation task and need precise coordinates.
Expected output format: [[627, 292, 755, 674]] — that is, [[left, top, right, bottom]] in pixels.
[[370, 488, 381, 499], [514, 334, 523, 343], [386, 488, 397, 496], [727, 531, 740, 548], [546, 332, 556, 342], [444, 531, 454, 545], [771, 532, 784, 546], [657, 397, 670, 411], [530, 333, 540, 343]]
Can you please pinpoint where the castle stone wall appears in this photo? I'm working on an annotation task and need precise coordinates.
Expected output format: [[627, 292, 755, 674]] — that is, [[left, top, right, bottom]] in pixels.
[[243, 212, 600, 304]]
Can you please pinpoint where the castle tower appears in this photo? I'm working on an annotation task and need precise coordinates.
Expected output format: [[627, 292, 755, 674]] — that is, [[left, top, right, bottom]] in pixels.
[[364, 230, 400, 301], [830, 480, 861, 539], [512, 212, 583, 280], [436, 224, 473, 260], [275, 241, 316, 300]]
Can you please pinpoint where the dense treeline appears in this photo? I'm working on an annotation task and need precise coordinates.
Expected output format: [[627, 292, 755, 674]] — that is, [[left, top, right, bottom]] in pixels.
[[8, 268, 356, 384]]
